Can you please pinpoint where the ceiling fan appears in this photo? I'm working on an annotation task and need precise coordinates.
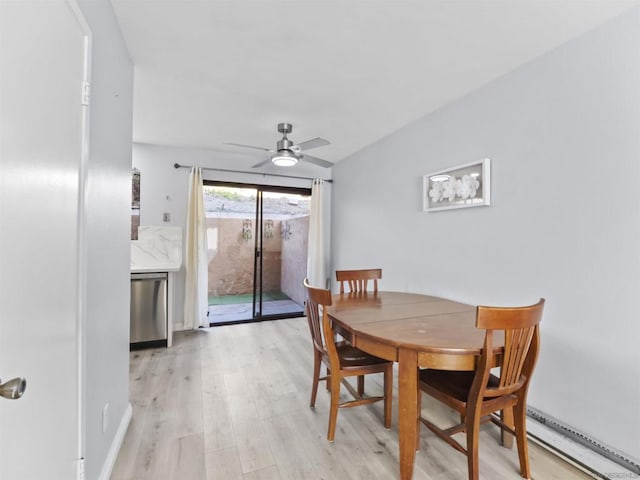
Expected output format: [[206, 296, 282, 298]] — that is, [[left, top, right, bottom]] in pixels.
[[224, 122, 333, 168]]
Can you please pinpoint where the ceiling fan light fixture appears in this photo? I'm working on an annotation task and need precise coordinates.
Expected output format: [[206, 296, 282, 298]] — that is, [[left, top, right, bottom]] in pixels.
[[272, 151, 298, 167]]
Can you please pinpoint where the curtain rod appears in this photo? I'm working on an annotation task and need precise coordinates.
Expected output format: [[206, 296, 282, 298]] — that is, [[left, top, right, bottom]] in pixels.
[[173, 163, 332, 183]]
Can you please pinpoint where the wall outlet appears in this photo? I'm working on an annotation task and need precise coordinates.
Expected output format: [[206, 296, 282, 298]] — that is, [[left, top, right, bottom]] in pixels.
[[102, 403, 109, 433], [163, 212, 171, 222]]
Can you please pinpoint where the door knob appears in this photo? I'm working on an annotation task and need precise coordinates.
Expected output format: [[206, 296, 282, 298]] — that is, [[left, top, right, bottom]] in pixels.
[[0, 377, 26, 400]]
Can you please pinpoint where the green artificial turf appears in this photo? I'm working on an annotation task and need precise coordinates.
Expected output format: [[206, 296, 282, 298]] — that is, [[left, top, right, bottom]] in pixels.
[[208, 291, 289, 305]]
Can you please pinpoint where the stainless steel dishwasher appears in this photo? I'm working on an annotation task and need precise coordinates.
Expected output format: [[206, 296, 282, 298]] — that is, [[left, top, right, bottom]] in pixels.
[[130, 272, 168, 349]]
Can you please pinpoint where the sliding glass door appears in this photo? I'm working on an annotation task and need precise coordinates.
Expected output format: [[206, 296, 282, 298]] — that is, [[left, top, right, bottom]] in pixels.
[[204, 182, 310, 325]]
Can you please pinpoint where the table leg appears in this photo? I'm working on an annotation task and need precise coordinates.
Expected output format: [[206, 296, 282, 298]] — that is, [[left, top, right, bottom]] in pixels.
[[398, 348, 418, 480]]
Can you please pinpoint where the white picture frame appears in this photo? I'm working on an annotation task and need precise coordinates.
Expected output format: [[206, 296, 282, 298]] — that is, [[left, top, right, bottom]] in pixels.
[[423, 158, 491, 212]]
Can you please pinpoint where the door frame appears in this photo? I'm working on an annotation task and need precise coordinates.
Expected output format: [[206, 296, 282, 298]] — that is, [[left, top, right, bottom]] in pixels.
[[68, 0, 93, 470]]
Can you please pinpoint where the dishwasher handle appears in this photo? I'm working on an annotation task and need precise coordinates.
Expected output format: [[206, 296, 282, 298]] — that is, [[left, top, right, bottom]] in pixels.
[[131, 272, 168, 280]]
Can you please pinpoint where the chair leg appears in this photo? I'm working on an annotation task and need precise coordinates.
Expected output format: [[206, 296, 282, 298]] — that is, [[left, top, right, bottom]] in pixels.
[[326, 367, 331, 391], [466, 412, 481, 480], [383, 365, 392, 429], [310, 351, 321, 408], [514, 401, 531, 479], [327, 375, 341, 442], [357, 375, 365, 396]]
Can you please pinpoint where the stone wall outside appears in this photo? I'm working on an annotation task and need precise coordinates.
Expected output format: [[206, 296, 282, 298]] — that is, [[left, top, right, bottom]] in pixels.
[[206, 217, 283, 297], [280, 215, 309, 307]]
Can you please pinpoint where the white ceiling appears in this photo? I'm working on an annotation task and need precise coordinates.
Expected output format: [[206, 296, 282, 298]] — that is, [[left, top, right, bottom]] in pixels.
[[111, 0, 639, 169]]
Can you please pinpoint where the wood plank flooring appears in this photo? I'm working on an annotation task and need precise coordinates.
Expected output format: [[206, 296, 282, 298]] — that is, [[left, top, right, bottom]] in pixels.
[[111, 317, 595, 480]]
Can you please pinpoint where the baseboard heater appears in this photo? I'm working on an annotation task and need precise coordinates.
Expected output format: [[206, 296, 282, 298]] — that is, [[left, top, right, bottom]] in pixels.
[[526, 407, 640, 477]]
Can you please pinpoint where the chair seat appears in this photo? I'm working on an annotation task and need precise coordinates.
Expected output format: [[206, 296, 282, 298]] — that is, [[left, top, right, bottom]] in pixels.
[[419, 370, 504, 404], [338, 344, 389, 367], [420, 370, 476, 402]]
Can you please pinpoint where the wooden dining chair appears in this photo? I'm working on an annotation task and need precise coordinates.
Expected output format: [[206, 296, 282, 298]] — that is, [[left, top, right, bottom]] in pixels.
[[417, 299, 545, 480], [335, 268, 381, 294], [335, 268, 382, 395], [303, 278, 393, 441]]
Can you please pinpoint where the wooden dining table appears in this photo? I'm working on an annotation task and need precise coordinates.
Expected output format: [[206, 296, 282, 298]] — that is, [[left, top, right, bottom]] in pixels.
[[326, 291, 505, 480]]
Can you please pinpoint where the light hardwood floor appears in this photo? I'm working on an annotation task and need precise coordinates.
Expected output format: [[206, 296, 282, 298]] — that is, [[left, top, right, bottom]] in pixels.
[[111, 317, 595, 480]]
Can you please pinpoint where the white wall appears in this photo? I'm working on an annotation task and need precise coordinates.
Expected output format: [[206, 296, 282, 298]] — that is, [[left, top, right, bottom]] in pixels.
[[132, 143, 329, 329], [331, 7, 640, 462], [76, 2, 134, 479]]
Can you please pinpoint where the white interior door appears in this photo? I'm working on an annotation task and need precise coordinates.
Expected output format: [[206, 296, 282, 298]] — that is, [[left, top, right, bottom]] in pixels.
[[0, 2, 88, 478]]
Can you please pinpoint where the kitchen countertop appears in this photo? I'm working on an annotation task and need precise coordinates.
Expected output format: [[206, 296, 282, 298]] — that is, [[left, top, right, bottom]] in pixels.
[[131, 226, 182, 274]]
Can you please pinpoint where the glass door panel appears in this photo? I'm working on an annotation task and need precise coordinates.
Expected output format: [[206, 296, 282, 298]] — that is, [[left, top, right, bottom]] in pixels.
[[205, 185, 258, 324], [258, 190, 309, 317]]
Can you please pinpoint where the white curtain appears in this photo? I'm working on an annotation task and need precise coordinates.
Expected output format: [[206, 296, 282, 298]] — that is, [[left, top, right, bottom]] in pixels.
[[307, 179, 327, 288], [183, 166, 208, 329]]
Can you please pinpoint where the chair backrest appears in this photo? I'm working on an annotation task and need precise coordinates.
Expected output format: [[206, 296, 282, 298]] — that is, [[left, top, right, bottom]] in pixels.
[[473, 299, 545, 400], [304, 278, 334, 358], [336, 268, 382, 294]]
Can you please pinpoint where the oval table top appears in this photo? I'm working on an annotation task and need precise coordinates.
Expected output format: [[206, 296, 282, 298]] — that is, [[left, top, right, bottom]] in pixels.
[[326, 291, 503, 365]]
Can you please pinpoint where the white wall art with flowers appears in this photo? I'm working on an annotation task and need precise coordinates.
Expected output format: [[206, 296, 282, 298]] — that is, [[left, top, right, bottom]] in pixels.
[[423, 159, 491, 212]]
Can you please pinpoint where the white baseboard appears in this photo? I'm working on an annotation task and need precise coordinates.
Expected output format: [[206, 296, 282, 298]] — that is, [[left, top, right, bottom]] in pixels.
[[526, 418, 637, 479], [98, 402, 132, 480]]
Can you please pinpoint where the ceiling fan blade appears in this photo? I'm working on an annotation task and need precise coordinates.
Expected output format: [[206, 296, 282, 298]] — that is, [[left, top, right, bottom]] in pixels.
[[300, 154, 334, 168], [224, 142, 272, 152], [293, 137, 330, 151], [251, 158, 272, 168]]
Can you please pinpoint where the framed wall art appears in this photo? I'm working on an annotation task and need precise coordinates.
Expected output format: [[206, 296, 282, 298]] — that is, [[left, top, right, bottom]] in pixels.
[[423, 158, 491, 212]]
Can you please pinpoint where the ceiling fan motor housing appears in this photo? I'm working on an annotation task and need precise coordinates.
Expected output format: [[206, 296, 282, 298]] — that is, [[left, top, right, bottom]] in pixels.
[[277, 137, 294, 152]]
